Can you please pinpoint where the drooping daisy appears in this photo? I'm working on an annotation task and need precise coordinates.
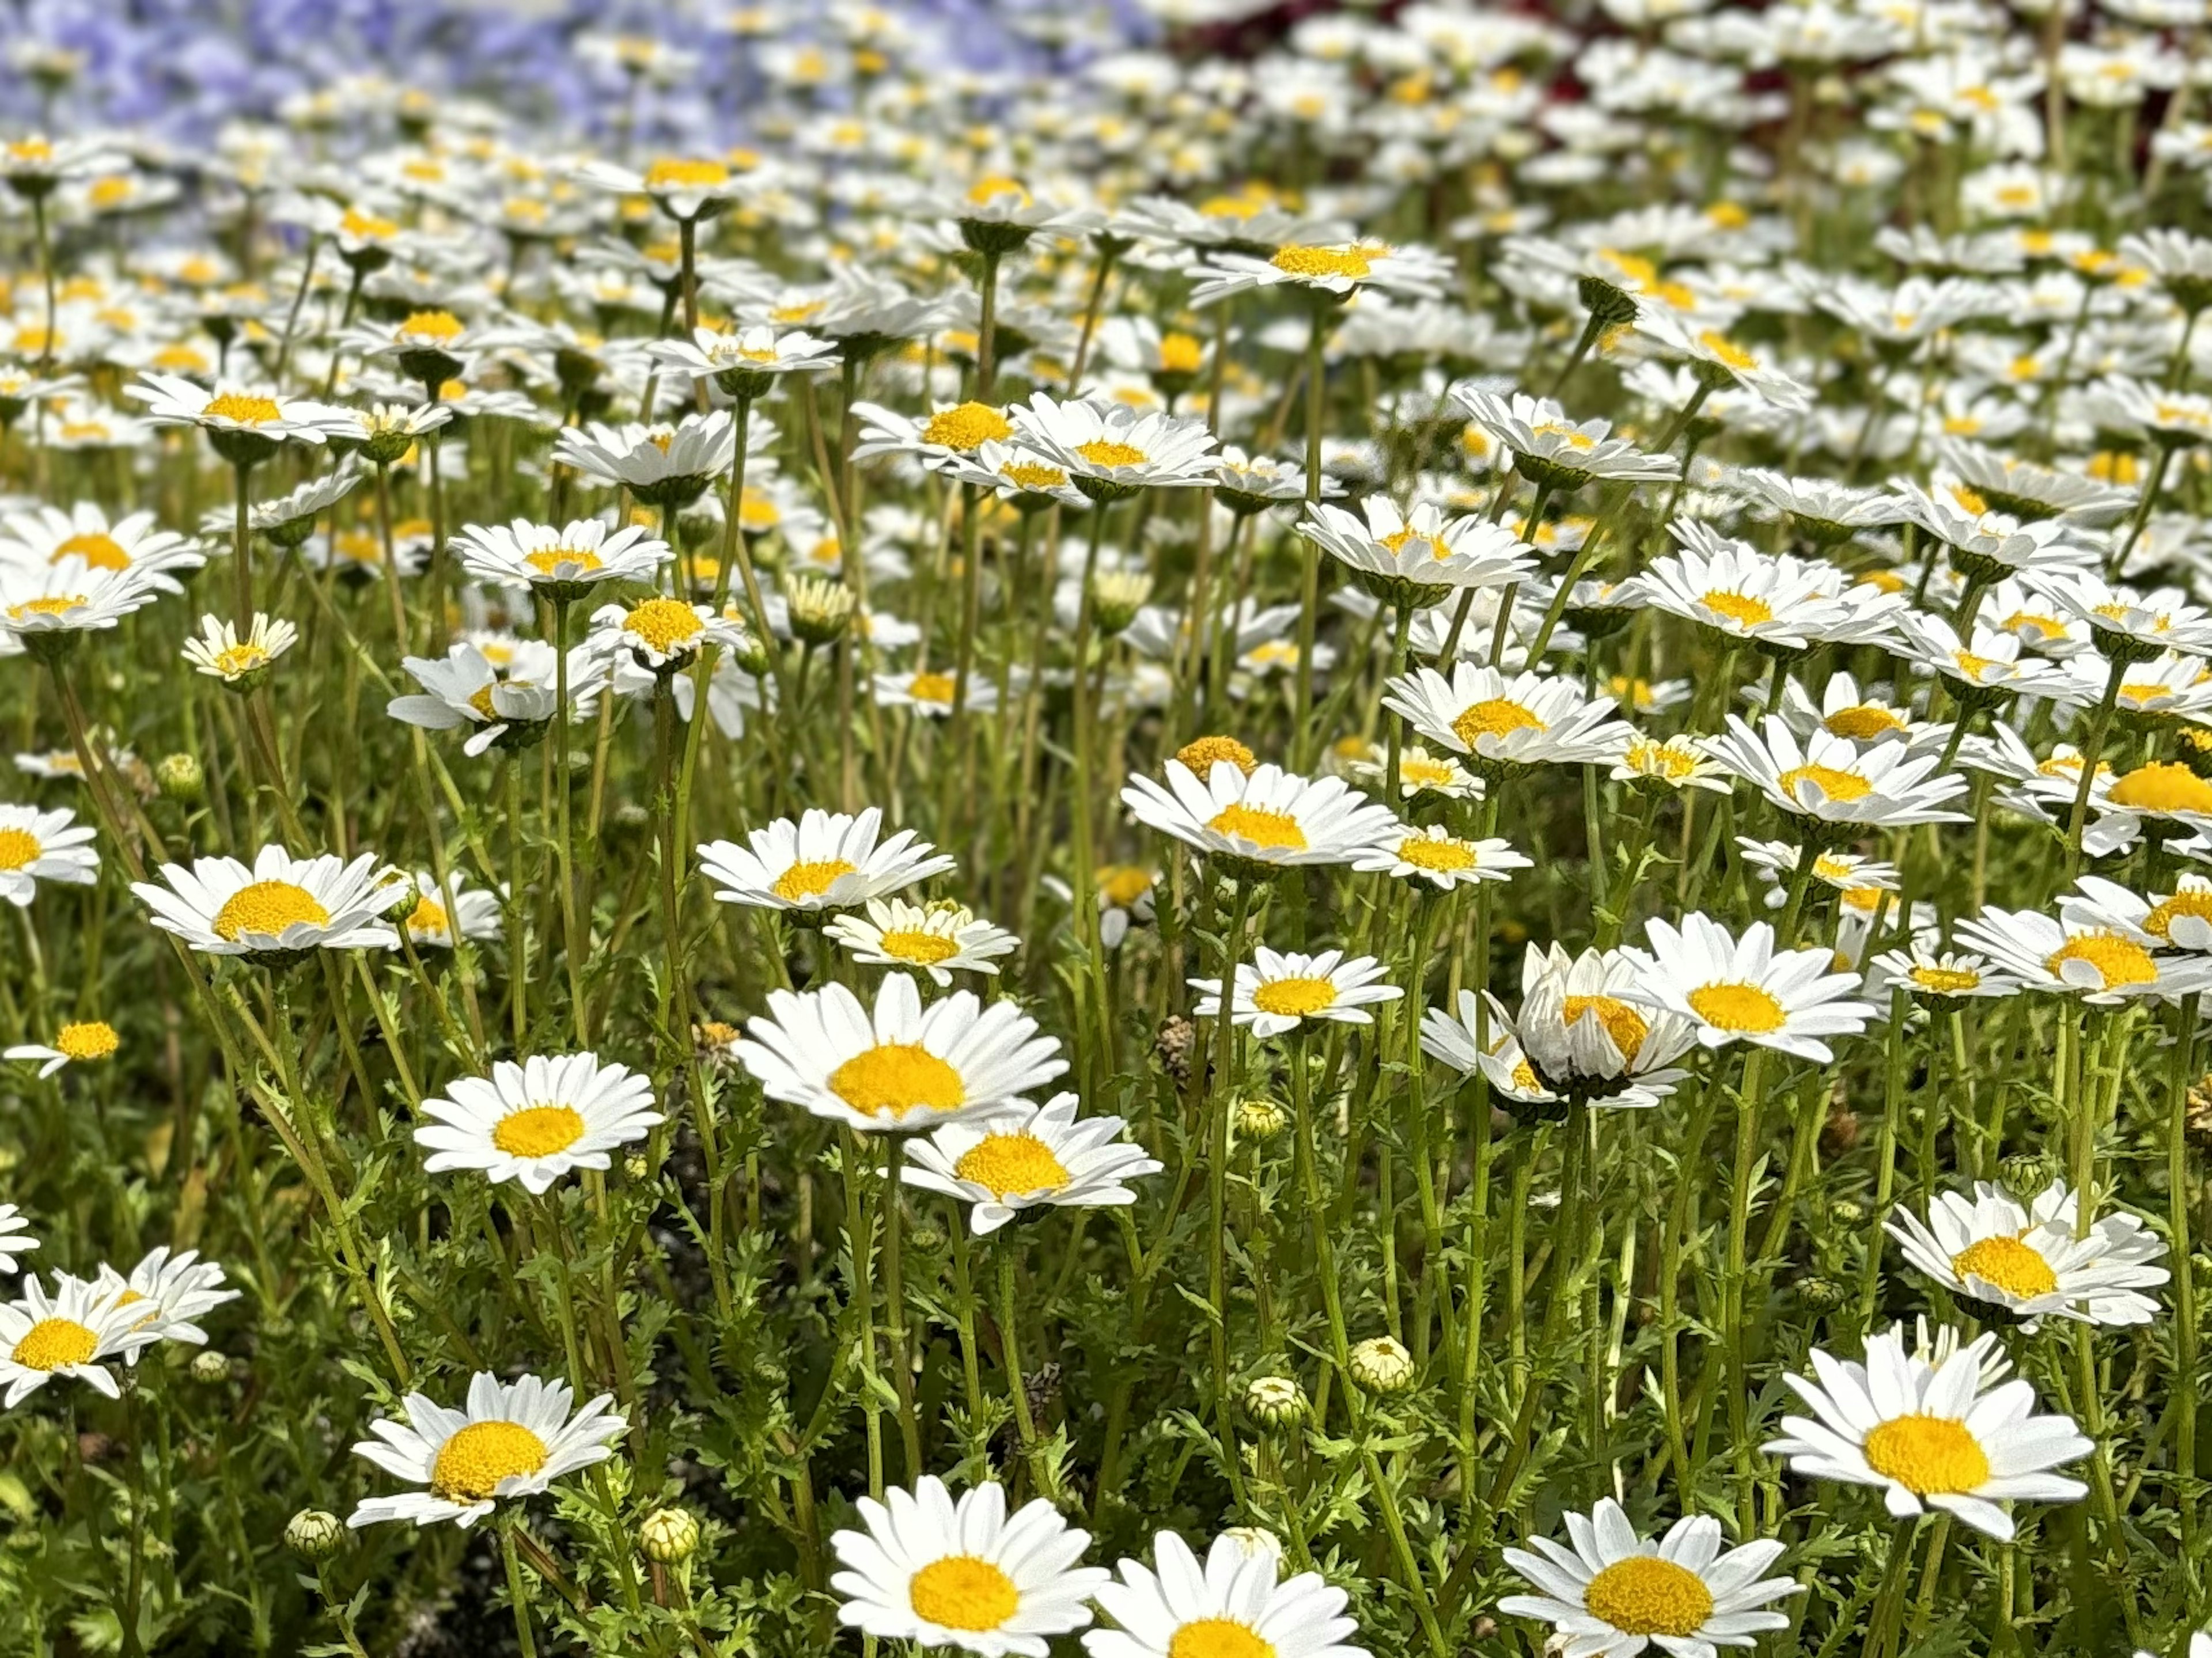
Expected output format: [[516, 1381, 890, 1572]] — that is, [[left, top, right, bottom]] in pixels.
[[735, 972, 1066, 1133], [825, 898, 1019, 985], [180, 612, 298, 688], [133, 846, 402, 962], [1705, 716, 1971, 831], [1499, 1497, 1797, 1658], [900, 1093, 1162, 1235], [5, 1018, 119, 1077], [348, 1371, 626, 1529], [415, 1053, 661, 1195], [1349, 823, 1530, 889], [95, 1247, 240, 1356], [1381, 664, 1631, 776], [0, 802, 96, 905], [1888, 1179, 2169, 1328], [1085, 1528, 1369, 1658], [451, 517, 674, 600], [1765, 1325, 2090, 1540], [389, 870, 503, 950], [0, 1205, 39, 1274], [1633, 913, 1875, 1061], [1507, 942, 1700, 1109], [831, 1475, 1108, 1658], [0, 1273, 153, 1406], [1121, 760, 1400, 877], [387, 640, 582, 755], [698, 806, 955, 916], [1190, 947, 1403, 1039]]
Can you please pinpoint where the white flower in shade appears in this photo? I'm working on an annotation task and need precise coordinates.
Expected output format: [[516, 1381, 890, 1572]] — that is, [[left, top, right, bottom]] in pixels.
[[180, 612, 298, 686], [0, 802, 96, 905], [831, 1475, 1108, 1658], [1954, 902, 2206, 1005], [1888, 1179, 2169, 1329], [1633, 913, 1875, 1062], [1775, 671, 1940, 752], [133, 846, 402, 961], [1349, 823, 1529, 889], [1297, 498, 1535, 606], [1452, 388, 1680, 489], [415, 1053, 662, 1195], [826, 898, 1019, 985], [1084, 1528, 1369, 1658], [1343, 741, 1485, 802], [1010, 394, 1219, 496], [0, 503, 206, 593], [348, 1372, 626, 1530], [0, 1273, 154, 1405], [1704, 716, 1971, 829], [4, 1019, 120, 1077], [734, 972, 1066, 1133], [387, 640, 573, 755], [1381, 664, 1631, 774], [1897, 485, 2099, 583], [130, 373, 354, 450], [95, 1247, 239, 1356], [1190, 947, 1403, 1039], [900, 1092, 1162, 1236], [391, 870, 502, 950], [699, 806, 955, 915], [1637, 304, 1815, 411], [1765, 1325, 2090, 1541], [874, 668, 1000, 717], [1865, 946, 2018, 1004], [1121, 761, 1402, 874], [1499, 1498, 1797, 1658], [1509, 942, 1700, 1108], [1190, 240, 1452, 306], [451, 517, 673, 597], [554, 412, 737, 499], [0, 1205, 39, 1274]]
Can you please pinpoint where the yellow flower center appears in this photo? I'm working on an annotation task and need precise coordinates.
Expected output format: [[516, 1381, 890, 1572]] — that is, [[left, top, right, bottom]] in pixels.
[[1206, 803, 1306, 851], [1825, 705, 1904, 740], [2108, 761, 2212, 815], [203, 393, 282, 426], [645, 157, 730, 191], [828, 1042, 965, 1120], [625, 598, 704, 654], [1270, 244, 1372, 280], [2046, 933, 2157, 989], [1698, 330, 1759, 371], [525, 548, 603, 575], [1626, 738, 1698, 780], [1909, 965, 1982, 995], [212, 879, 330, 942], [340, 207, 398, 240], [1451, 698, 1546, 747], [921, 401, 1013, 452], [1076, 438, 1148, 469], [1582, 1556, 1717, 1640], [1178, 735, 1257, 775], [1561, 995, 1647, 1061], [1778, 764, 1872, 803], [2144, 889, 2212, 940], [53, 532, 129, 571], [1168, 1620, 1277, 1658], [1251, 975, 1338, 1017], [1402, 756, 1459, 787], [907, 671, 959, 704], [964, 174, 1029, 208], [953, 1132, 1071, 1197], [1687, 982, 1786, 1033], [408, 897, 450, 938], [1381, 526, 1448, 563], [490, 1105, 587, 1159], [1862, 1414, 1991, 1495], [0, 827, 41, 870], [999, 461, 1066, 491], [907, 1555, 1019, 1632], [1158, 332, 1205, 373], [53, 1020, 119, 1061], [1700, 589, 1774, 626], [878, 928, 960, 965], [771, 859, 858, 903], [1097, 866, 1153, 908], [396, 309, 464, 342], [7, 595, 84, 620], [1952, 1234, 2059, 1299], [10, 1318, 98, 1372], [1396, 834, 1476, 872], [428, 1420, 550, 1503]]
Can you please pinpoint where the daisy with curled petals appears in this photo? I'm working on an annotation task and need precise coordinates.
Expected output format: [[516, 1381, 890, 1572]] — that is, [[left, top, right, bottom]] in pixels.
[[1190, 947, 1403, 1039], [1729, 466, 1909, 544], [181, 612, 297, 689], [1084, 1528, 1369, 1658], [416, 1053, 662, 1195], [452, 517, 673, 600], [390, 870, 502, 951], [0, 802, 96, 905], [1190, 240, 1453, 307], [1633, 914, 1875, 1061], [900, 1093, 1162, 1236], [647, 324, 838, 395], [1297, 498, 1535, 607], [831, 1475, 1108, 1657], [1507, 943, 1700, 1110], [1350, 823, 1530, 889], [130, 373, 354, 465], [1704, 716, 1971, 832], [0, 503, 206, 593], [1500, 1497, 1798, 1658], [1452, 388, 1679, 491], [1420, 991, 1566, 1114], [735, 972, 1065, 1133], [1381, 665, 1631, 778], [387, 640, 574, 756], [5, 1018, 120, 1077], [133, 845, 401, 963], [1764, 1325, 2089, 1540], [826, 898, 1018, 985], [1888, 1179, 2169, 1329], [0, 1273, 154, 1405], [349, 1372, 626, 1530], [1010, 394, 1219, 500], [698, 806, 955, 917], [96, 1247, 240, 1357], [1120, 761, 1402, 877], [1954, 902, 2205, 1005], [0, 1205, 36, 1274]]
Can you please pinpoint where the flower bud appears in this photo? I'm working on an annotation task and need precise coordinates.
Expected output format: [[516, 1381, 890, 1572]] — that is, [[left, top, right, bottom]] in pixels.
[[285, 1509, 344, 1561], [1234, 1096, 1288, 1141], [1088, 568, 1152, 636], [1999, 1152, 2058, 1200], [785, 574, 855, 644], [154, 752, 203, 803], [190, 1349, 231, 1384], [1797, 1276, 1846, 1311], [1347, 1335, 1416, 1395], [638, 1506, 700, 1564], [1242, 1375, 1308, 1428]]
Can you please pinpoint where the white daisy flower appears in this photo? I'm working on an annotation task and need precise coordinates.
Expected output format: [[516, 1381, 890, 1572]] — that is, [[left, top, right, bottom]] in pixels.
[[95, 1247, 240, 1356], [1190, 947, 1403, 1038], [831, 1475, 1108, 1657], [0, 555, 164, 649], [1637, 303, 1815, 411], [1190, 240, 1452, 306], [1381, 664, 1631, 775], [1506, 942, 1700, 1108], [1632, 913, 1875, 1062], [1888, 1179, 2169, 1328], [180, 612, 298, 688], [1010, 394, 1219, 498], [2038, 571, 2212, 662], [1865, 947, 2018, 1004], [387, 640, 586, 755], [586, 594, 750, 673], [0, 1273, 153, 1406], [734, 972, 1066, 1133], [900, 1092, 1162, 1235], [1348, 823, 1529, 888], [348, 1371, 626, 1529], [1297, 498, 1535, 606], [0, 503, 206, 593], [554, 411, 738, 503], [415, 1052, 662, 1195], [1085, 1528, 1369, 1658], [826, 898, 1019, 985], [851, 399, 1018, 468], [1624, 527, 1883, 654], [1954, 902, 2206, 1004], [1500, 1497, 1798, 1658], [1452, 387, 1680, 490], [391, 870, 503, 950], [874, 668, 1001, 717], [698, 806, 955, 916], [451, 517, 674, 599], [133, 845, 402, 962], [1120, 760, 1402, 874], [1612, 734, 1734, 794], [648, 324, 839, 390], [5, 1018, 120, 1077], [0, 1204, 39, 1274], [1765, 1325, 2090, 1541], [1703, 715, 1971, 830], [575, 154, 751, 221], [0, 802, 96, 905], [130, 371, 354, 458], [1342, 741, 1486, 802]]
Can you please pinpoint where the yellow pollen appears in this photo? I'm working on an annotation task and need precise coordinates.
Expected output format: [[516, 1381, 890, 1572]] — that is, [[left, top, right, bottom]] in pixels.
[[1168, 1620, 1277, 1658], [1270, 244, 1372, 280], [2144, 890, 2212, 939], [396, 309, 464, 342], [1698, 331, 1759, 371], [1451, 698, 1545, 747], [1396, 834, 1477, 872], [1953, 651, 1999, 679], [7, 595, 84, 620], [491, 1104, 587, 1158], [1402, 756, 1459, 787], [1206, 803, 1306, 851], [0, 828, 41, 870], [625, 597, 704, 654], [212, 879, 330, 942], [339, 208, 398, 240], [921, 401, 1013, 452], [999, 461, 1066, 490], [1178, 735, 1257, 775], [525, 548, 603, 575], [953, 1132, 1070, 1197], [1381, 526, 1448, 562], [1952, 1234, 2059, 1299], [11, 1318, 98, 1372], [771, 859, 858, 904], [1250, 976, 1339, 1017], [1158, 332, 1205, 373], [2108, 762, 2212, 815], [1561, 995, 1647, 1061], [429, 1420, 550, 1503], [1700, 589, 1774, 627], [212, 643, 270, 677], [407, 897, 450, 938], [1097, 866, 1153, 908], [6, 140, 55, 165], [645, 157, 730, 191], [1687, 982, 1786, 1033], [1825, 705, 1905, 740], [203, 393, 282, 426], [1530, 419, 1597, 452], [1778, 764, 1872, 803], [1862, 1414, 1990, 1495], [1627, 738, 1698, 780], [907, 1555, 1020, 1633], [1076, 438, 1147, 468], [2046, 933, 2157, 989], [907, 671, 959, 704], [52, 1020, 118, 1061], [53, 532, 129, 571], [1582, 1556, 1717, 1640], [964, 174, 1029, 208], [1909, 965, 1982, 994], [830, 1043, 965, 1121]]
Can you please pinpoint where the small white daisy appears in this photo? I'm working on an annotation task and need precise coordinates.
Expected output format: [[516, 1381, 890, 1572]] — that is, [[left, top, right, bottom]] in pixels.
[[698, 806, 955, 916], [0, 1205, 39, 1274], [95, 1247, 240, 1357], [349, 1371, 626, 1529], [1085, 1528, 1369, 1658], [900, 1092, 1162, 1235], [132, 845, 402, 962], [825, 898, 1019, 985], [0, 802, 96, 905], [1349, 823, 1530, 889], [1632, 913, 1875, 1062], [1888, 1179, 2169, 1328], [0, 1273, 154, 1406], [1190, 947, 1402, 1039], [415, 1053, 663, 1195]]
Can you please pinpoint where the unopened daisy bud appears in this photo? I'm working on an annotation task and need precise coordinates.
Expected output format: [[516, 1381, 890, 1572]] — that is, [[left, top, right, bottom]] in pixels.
[[1234, 1095, 1289, 1141], [785, 574, 855, 644], [285, 1509, 344, 1561], [638, 1506, 700, 1564], [1089, 568, 1152, 635], [154, 752, 203, 803], [623, 1154, 650, 1180], [1218, 1527, 1283, 1566], [1243, 1374, 1308, 1428], [907, 1221, 946, 1251], [1349, 1335, 1416, 1395], [381, 883, 423, 925], [1999, 1152, 2058, 1199], [722, 617, 773, 676], [1797, 1276, 1846, 1311], [1577, 271, 1641, 328], [190, 1349, 231, 1384], [1826, 1197, 1867, 1227]]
